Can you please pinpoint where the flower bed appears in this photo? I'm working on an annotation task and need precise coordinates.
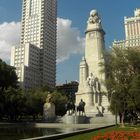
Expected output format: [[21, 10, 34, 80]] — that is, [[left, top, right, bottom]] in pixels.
[[92, 130, 140, 140]]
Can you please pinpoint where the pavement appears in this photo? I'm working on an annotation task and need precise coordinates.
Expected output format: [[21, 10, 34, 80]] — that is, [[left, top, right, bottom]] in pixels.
[[0, 122, 115, 128]]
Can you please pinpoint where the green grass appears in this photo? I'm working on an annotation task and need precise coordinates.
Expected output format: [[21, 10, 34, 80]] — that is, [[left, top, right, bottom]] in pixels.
[[60, 125, 140, 140]]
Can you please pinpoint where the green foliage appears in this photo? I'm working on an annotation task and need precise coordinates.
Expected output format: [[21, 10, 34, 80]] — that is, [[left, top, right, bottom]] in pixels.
[[24, 88, 68, 118], [24, 89, 48, 119], [128, 74, 140, 111], [4, 88, 25, 120], [0, 59, 68, 120], [61, 126, 140, 140], [0, 58, 20, 120], [100, 47, 140, 116], [0, 85, 68, 120], [0, 59, 18, 91], [52, 91, 68, 116]]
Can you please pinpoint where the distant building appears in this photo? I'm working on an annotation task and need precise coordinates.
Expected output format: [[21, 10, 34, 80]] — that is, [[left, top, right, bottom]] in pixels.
[[11, 44, 40, 88], [56, 81, 79, 101], [11, 0, 57, 89], [113, 8, 140, 48]]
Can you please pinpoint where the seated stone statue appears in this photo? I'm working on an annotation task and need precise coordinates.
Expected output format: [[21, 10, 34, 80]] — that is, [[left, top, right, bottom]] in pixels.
[[87, 72, 95, 87], [43, 94, 56, 122], [88, 10, 101, 24]]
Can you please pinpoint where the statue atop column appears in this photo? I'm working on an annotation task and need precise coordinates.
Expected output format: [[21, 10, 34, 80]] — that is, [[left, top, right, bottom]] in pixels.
[[88, 10, 101, 24]]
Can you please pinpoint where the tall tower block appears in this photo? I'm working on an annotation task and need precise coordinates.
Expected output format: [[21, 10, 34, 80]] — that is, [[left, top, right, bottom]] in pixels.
[[11, 0, 57, 89], [76, 10, 109, 116]]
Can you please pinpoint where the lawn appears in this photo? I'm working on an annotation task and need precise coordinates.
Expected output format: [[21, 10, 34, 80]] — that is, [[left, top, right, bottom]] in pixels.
[[60, 125, 140, 140]]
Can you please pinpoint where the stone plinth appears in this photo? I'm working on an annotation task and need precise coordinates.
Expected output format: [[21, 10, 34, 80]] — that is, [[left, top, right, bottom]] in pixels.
[[43, 94, 56, 123], [62, 115, 88, 124], [44, 102, 56, 122], [89, 114, 119, 125], [76, 92, 93, 106]]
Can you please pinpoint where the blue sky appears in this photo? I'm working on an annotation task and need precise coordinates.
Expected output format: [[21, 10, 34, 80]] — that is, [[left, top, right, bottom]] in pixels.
[[0, 0, 140, 84]]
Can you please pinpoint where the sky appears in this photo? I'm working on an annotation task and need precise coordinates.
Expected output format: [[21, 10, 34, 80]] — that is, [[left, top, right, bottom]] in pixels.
[[0, 0, 140, 84]]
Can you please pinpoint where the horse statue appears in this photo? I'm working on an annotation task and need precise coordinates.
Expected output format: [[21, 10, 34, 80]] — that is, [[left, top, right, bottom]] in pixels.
[[65, 101, 75, 115], [77, 99, 86, 116]]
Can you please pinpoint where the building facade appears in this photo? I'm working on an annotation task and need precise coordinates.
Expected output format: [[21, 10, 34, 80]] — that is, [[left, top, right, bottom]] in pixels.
[[56, 81, 79, 101], [11, 0, 57, 89], [113, 9, 140, 48]]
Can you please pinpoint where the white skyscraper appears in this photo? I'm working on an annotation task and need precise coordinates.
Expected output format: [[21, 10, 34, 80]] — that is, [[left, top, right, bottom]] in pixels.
[[11, 0, 57, 89], [113, 8, 140, 48]]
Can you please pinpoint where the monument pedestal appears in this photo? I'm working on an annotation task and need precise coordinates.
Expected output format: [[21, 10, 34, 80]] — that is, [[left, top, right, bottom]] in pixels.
[[89, 114, 119, 124], [62, 115, 88, 124], [43, 102, 56, 122], [76, 91, 110, 117], [43, 94, 56, 123], [85, 106, 98, 117], [76, 92, 93, 106]]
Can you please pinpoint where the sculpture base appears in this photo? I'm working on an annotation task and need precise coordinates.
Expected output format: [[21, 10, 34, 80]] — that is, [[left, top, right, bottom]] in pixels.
[[85, 105, 98, 116], [75, 91, 93, 106], [76, 91, 110, 117], [43, 102, 56, 123], [85, 105, 111, 117], [44, 117, 56, 123], [62, 115, 88, 124], [89, 114, 119, 124]]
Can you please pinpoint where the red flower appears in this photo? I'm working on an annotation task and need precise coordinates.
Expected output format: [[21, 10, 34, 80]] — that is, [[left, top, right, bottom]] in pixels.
[[92, 130, 140, 140]]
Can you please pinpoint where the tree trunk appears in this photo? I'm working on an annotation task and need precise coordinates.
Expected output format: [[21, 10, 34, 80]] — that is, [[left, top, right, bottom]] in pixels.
[[121, 112, 125, 127], [33, 115, 36, 121]]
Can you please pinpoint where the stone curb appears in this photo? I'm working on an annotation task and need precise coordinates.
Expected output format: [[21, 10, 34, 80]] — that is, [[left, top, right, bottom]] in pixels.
[[21, 124, 115, 140]]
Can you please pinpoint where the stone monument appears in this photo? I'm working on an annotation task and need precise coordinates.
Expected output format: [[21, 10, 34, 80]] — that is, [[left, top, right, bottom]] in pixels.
[[43, 94, 56, 122], [76, 10, 110, 117]]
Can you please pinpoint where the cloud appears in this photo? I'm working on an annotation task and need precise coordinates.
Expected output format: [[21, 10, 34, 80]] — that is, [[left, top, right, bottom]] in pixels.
[[0, 18, 85, 63], [57, 18, 85, 63], [0, 22, 20, 62]]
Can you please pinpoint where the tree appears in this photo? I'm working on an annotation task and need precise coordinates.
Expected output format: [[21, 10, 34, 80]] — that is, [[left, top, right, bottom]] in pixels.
[[24, 88, 68, 119], [100, 47, 140, 126], [51, 91, 68, 116], [0, 59, 19, 120], [4, 87, 25, 120], [24, 89, 48, 120], [0, 59, 18, 91]]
